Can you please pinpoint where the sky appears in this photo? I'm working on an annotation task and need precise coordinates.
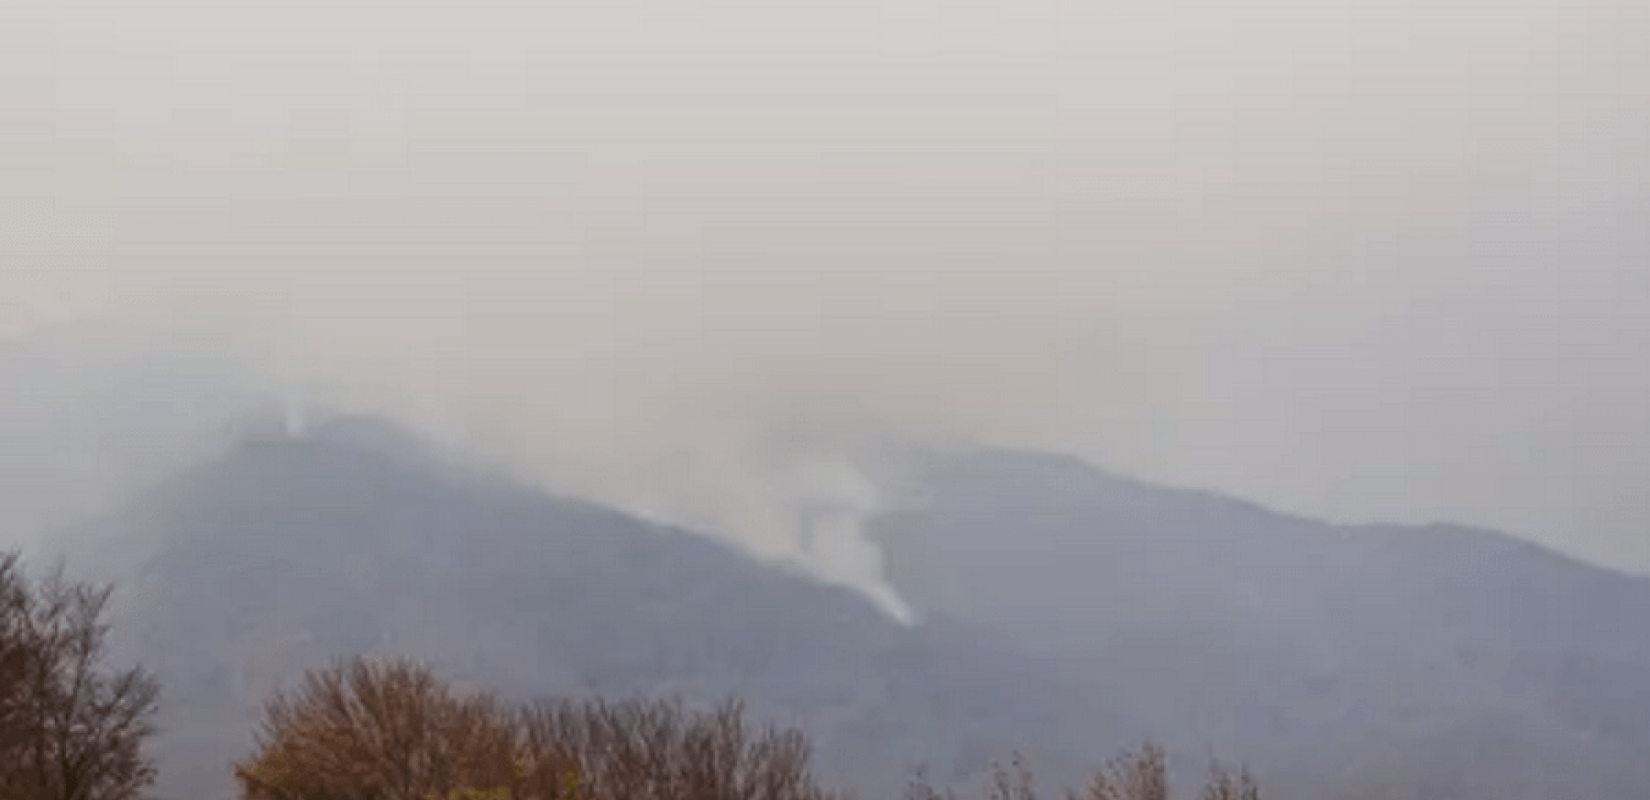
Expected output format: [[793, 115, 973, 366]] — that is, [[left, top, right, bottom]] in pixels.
[[3, 0, 1648, 597]]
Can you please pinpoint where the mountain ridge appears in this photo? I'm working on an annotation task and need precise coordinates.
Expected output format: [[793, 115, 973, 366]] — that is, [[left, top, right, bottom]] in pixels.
[[41, 417, 1650, 799]]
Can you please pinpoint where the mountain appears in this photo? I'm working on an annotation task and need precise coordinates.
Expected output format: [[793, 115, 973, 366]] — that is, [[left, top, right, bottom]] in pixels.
[[45, 421, 1650, 799], [872, 449, 1650, 798], [56, 419, 1099, 800]]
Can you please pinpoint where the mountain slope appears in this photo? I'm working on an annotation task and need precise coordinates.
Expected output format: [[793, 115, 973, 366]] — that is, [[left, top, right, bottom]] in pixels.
[[873, 448, 1650, 798], [58, 422, 1098, 800], [47, 425, 1650, 799]]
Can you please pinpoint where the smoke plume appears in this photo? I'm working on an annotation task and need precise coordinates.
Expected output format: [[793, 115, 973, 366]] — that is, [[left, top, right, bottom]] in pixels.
[[4, 0, 1649, 607]]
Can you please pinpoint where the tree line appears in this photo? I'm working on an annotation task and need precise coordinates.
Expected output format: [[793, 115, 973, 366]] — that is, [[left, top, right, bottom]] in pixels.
[[1, 552, 1259, 800]]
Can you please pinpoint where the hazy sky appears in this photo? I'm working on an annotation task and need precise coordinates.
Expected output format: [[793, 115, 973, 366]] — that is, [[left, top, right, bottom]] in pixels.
[[4, 0, 1648, 589]]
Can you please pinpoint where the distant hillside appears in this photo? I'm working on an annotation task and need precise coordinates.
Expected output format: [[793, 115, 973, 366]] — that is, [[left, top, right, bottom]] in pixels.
[[873, 449, 1650, 798], [45, 419, 1650, 799], [56, 419, 1099, 800]]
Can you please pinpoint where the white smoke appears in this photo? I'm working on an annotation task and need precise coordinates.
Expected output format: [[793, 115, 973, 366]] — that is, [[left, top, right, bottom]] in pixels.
[[279, 381, 310, 439], [7, 0, 1650, 599], [784, 456, 916, 624], [281, 398, 308, 439]]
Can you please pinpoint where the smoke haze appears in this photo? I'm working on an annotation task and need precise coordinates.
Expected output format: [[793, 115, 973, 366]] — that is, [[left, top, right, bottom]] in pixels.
[[4, 0, 1648, 606]]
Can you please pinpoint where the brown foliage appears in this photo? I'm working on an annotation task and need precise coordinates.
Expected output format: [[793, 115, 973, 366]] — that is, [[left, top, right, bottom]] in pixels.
[[235, 656, 835, 800], [235, 657, 519, 800], [0, 552, 160, 800], [237, 655, 1265, 800]]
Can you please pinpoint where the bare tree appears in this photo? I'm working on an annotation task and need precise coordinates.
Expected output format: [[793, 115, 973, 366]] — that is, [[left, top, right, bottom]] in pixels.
[[1079, 743, 1169, 800], [235, 656, 520, 800], [237, 656, 837, 800], [238, 655, 1263, 800], [1198, 761, 1259, 800], [516, 696, 832, 800], [0, 553, 32, 762], [0, 552, 160, 800], [909, 742, 1251, 800]]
